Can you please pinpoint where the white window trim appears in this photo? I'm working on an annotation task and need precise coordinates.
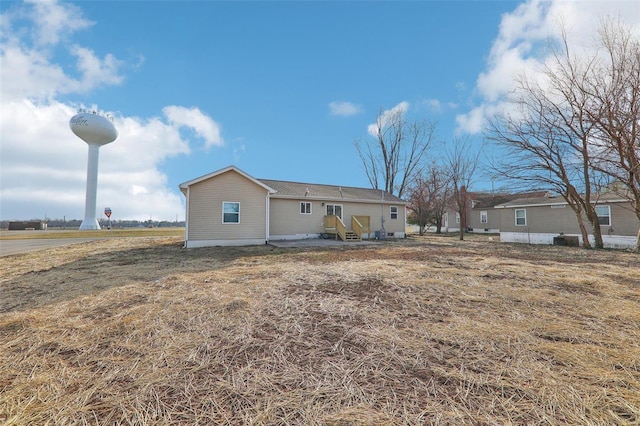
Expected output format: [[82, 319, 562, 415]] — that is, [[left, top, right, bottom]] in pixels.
[[596, 205, 611, 226], [480, 210, 488, 224], [222, 201, 240, 224], [300, 201, 312, 215], [390, 205, 398, 220], [515, 209, 526, 226], [456, 212, 460, 224]]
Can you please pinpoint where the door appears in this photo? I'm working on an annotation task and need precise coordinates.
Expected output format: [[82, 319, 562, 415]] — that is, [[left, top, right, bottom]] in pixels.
[[326, 204, 343, 221]]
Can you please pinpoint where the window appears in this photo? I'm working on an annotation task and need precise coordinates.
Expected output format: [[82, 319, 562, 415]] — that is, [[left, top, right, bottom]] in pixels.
[[596, 205, 610, 226], [222, 202, 240, 224], [480, 210, 488, 224], [515, 209, 526, 226], [390, 206, 398, 220], [456, 212, 460, 224], [300, 202, 311, 214], [326, 204, 343, 220]]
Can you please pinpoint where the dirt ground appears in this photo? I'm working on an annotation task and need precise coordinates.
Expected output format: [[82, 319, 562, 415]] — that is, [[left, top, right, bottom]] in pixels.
[[1, 234, 639, 425]]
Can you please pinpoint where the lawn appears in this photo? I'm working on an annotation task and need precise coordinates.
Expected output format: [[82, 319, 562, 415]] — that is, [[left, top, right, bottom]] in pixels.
[[1, 235, 639, 425]]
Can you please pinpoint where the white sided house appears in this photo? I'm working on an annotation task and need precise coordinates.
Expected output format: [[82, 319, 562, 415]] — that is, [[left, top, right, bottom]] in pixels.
[[179, 165, 407, 248]]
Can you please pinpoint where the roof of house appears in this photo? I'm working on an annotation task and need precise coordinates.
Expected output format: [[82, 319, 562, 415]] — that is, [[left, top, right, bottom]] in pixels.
[[496, 191, 630, 208], [469, 191, 549, 209], [179, 165, 406, 204], [259, 178, 406, 204]]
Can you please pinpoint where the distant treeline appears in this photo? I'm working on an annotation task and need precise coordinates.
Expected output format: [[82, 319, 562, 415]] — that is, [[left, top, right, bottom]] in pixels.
[[1, 219, 185, 229]]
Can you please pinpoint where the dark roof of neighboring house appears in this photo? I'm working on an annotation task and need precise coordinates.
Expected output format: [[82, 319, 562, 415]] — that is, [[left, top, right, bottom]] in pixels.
[[469, 191, 548, 209], [258, 178, 406, 204], [497, 191, 630, 208]]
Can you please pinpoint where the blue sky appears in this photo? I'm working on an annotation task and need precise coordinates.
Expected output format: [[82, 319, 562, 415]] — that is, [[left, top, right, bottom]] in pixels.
[[1, 0, 638, 221]]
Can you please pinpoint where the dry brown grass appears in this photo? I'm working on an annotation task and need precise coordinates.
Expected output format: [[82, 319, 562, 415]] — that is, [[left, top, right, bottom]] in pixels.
[[1, 235, 639, 425]]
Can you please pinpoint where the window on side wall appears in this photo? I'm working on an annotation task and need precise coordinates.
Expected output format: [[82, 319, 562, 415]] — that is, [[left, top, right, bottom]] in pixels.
[[390, 206, 398, 220], [456, 212, 460, 224], [300, 202, 311, 214], [595, 205, 610, 226], [481, 210, 488, 224], [222, 201, 240, 224], [515, 209, 526, 226]]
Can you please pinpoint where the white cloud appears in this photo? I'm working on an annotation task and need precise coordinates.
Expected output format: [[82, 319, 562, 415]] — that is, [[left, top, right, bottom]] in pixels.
[[456, 0, 640, 134], [329, 101, 363, 117], [0, 99, 195, 221], [367, 101, 409, 137], [0, 1, 126, 102], [0, 1, 223, 221], [424, 98, 458, 113], [69, 45, 124, 91], [163, 106, 224, 149], [26, 0, 94, 46]]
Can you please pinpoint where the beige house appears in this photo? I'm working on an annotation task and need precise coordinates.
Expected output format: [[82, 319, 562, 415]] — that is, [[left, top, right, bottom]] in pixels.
[[179, 165, 407, 247], [495, 193, 639, 249]]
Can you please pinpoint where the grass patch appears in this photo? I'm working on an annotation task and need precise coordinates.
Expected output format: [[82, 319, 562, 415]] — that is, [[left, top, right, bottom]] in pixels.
[[1, 236, 639, 424]]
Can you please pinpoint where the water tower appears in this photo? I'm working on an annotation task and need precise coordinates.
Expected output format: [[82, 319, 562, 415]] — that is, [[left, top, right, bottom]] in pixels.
[[69, 110, 118, 230]]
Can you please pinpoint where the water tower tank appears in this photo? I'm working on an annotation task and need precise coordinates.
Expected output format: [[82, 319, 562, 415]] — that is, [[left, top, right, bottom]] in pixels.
[[70, 112, 118, 145]]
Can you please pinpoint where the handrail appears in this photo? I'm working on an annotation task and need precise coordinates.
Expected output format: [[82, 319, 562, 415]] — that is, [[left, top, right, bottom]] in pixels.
[[352, 215, 370, 239], [352, 216, 363, 238], [325, 215, 370, 241], [336, 217, 347, 241]]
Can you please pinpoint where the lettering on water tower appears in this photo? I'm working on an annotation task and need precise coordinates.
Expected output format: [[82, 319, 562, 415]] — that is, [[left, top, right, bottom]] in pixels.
[[70, 117, 88, 126]]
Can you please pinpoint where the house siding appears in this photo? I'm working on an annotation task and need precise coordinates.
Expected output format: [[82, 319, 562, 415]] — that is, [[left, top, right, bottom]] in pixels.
[[468, 208, 501, 232], [498, 200, 638, 249], [499, 202, 639, 236], [608, 203, 639, 236], [186, 170, 268, 245], [269, 199, 325, 238], [499, 205, 580, 234], [269, 198, 406, 240]]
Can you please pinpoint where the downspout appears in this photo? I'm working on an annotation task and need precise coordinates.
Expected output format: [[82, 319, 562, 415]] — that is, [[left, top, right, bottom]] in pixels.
[[183, 187, 189, 248], [265, 191, 270, 244]]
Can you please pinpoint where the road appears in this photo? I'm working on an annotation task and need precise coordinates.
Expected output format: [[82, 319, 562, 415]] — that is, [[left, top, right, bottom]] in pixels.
[[0, 238, 104, 257]]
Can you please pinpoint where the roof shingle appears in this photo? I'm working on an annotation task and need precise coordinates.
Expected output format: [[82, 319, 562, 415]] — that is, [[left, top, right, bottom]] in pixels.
[[258, 178, 406, 204]]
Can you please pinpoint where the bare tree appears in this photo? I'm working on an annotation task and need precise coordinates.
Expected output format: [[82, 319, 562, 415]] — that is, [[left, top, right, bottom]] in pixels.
[[485, 22, 638, 249], [579, 20, 640, 250], [355, 107, 436, 198], [444, 137, 479, 241], [486, 98, 596, 247], [407, 163, 452, 234]]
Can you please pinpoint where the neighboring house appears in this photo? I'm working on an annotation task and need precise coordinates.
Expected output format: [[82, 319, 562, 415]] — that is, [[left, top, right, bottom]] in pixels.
[[495, 193, 639, 249], [442, 191, 546, 234], [179, 165, 407, 247]]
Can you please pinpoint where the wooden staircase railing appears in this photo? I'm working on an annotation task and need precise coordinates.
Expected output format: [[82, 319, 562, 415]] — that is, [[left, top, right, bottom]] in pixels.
[[324, 215, 369, 241], [352, 215, 370, 240]]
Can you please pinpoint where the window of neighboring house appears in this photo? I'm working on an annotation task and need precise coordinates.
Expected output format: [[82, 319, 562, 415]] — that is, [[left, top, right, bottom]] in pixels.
[[326, 204, 343, 220], [300, 202, 311, 214], [480, 210, 488, 224], [390, 206, 398, 220], [456, 212, 460, 224], [515, 209, 526, 226], [596, 205, 611, 226], [222, 201, 240, 224]]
